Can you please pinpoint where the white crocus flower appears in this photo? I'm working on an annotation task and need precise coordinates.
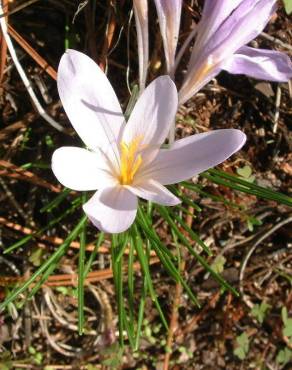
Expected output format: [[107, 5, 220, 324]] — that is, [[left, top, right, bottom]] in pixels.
[[52, 50, 246, 234]]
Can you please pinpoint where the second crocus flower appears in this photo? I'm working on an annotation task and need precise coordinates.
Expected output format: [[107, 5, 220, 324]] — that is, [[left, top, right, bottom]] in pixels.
[[179, 0, 292, 104]]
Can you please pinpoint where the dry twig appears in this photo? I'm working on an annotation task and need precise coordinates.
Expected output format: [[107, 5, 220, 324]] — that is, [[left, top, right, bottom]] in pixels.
[[0, 0, 63, 131]]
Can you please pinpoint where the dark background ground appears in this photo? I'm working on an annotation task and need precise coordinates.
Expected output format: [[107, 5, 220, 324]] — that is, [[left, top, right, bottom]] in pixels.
[[0, 0, 291, 369]]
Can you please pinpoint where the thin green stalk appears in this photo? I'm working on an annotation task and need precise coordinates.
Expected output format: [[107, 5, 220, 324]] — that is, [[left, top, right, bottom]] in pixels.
[[137, 207, 199, 305], [127, 239, 135, 325], [205, 169, 292, 206], [28, 260, 59, 299], [83, 232, 104, 279], [149, 234, 200, 307], [116, 234, 130, 263], [132, 225, 168, 330], [137, 207, 176, 261], [40, 188, 71, 213], [182, 182, 242, 210], [135, 274, 147, 350], [78, 215, 87, 335], [111, 235, 124, 347], [169, 185, 202, 212], [158, 206, 238, 296], [168, 208, 212, 256]]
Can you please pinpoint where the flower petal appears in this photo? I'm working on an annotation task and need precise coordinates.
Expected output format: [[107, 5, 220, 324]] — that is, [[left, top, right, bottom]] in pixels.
[[123, 76, 178, 153], [52, 147, 117, 191], [179, 63, 222, 104], [223, 46, 292, 82], [127, 179, 180, 206], [83, 186, 138, 233], [133, 0, 149, 91], [57, 50, 124, 161], [206, 0, 276, 62], [140, 129, 246, 185], [154, 0, 182, 74], [179, 0, 277, 104], [193, 0, 244, 56]]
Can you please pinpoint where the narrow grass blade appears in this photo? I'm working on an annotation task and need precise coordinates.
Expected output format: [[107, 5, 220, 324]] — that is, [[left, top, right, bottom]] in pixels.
[[182, 182, 242, 210], [158, 206, 238, 296], [4, 197, 83, 254], [132, 226, 168, 330], [28, 259, 59, 299], [78, 216, 87, 335], [116, 234, 130, 263], [127, 239, 135, 324], [40, 188, 71, 213], [168, 208, 212, 256], [135, 275, 147, 350], [149, 235, 200, 307], [137, 207, 176, 261], [169, 185, 202, 212], [111, 235, 124, 347], [204, 169, 292, 207], [137, 207, 200, 305], [0, 216, 87, 311], [83, 232, 104, 279]]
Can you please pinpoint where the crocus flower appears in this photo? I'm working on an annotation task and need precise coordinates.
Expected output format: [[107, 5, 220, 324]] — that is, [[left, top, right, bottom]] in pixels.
[[133, 0, 149, 91], [52, 50, 246, 233], [178, 0, 292, 104], [154, 0, 182, 75]]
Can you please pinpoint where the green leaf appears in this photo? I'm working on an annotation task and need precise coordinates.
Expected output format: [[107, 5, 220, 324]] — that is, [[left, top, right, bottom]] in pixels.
[[211, 255, 226, 274], [283, 318, 292, 338], [276, 347, 292, 365], [237, 165, 252, 179], [55, 286, 69, 295], [251, 302, 270, 324], [282, 306, 288, 325], [45, 134, 54, 148], [28, 247, 44, 267], [0, 351, 13, 370], [283, 0, 292, 14], [234, 347, 246, 361], [234, 332, 249, 360]]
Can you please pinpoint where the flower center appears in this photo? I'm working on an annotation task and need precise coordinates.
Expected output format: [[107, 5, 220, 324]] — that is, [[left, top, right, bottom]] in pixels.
[[119, 136, 143, 185]]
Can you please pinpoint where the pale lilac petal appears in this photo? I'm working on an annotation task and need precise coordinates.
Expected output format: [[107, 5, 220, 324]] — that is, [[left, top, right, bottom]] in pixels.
[[179, 62, 221, 104], [52, 147, 117, 191], [127, 179, 180, 206], [133, 0, 149, 91], [83, 187, 137, 233], [140, 129, 246, 185], [123, 76, 177, 154], [207, 0, 277, 62], [223, 46, 292, 82], [193, 0, 244, 60], [57, 49, 124, 167], [180, 0, 277, 104], [154, 0, 182, 74]]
